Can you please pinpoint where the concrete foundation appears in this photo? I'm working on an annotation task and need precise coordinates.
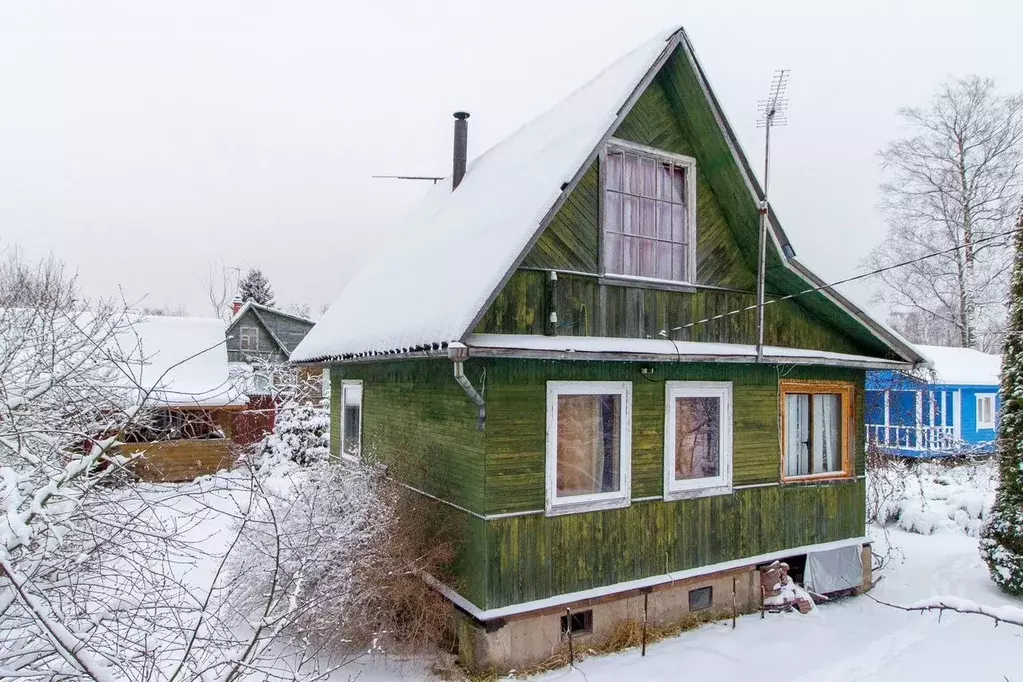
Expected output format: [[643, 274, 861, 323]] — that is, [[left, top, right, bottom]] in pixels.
[[457, 543, 873, 673]]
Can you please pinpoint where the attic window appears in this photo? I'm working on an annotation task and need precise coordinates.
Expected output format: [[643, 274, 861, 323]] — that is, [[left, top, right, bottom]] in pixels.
[[239, 326, 258, 351], [602, 139, 696, 284]]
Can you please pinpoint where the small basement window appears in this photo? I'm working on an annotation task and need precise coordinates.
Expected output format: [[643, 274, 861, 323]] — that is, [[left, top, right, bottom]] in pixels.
[[688, 586, 713, 611], [560, 610, 593, 637]]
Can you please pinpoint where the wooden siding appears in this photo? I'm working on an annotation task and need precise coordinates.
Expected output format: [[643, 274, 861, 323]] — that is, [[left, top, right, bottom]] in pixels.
[[482, 480, 865, 609], [502, 42, 893, 358], [328, 357, 867, 611], [484, 358, 865, 515], [331, 359, 487, 515], [477, 270, 867, 354], [119, 438, 235, 482]]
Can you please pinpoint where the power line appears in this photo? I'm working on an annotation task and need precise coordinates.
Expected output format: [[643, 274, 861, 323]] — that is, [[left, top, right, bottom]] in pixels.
[[665, 226, 1019, 335]]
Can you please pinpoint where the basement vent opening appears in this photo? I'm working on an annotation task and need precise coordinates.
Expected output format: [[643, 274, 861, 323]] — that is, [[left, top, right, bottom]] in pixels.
[[560, 610, 593, 637], [688, 586, 713, 611]]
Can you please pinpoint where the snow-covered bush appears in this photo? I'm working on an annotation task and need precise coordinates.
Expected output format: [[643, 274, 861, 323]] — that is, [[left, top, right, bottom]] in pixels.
[[226, 462, 454, 660], [254, 402, 330, 469], [868, 456, 997, 536]]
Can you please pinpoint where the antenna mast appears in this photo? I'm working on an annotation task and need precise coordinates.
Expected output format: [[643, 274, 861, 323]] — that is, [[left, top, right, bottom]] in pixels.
[[755, 69, 789, 362]]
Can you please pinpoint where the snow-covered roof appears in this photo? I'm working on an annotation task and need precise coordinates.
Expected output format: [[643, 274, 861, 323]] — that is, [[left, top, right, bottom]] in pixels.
[[292, 28, 922, 366], [466, 334, 912, 370], [916, 344, 1001, 386], [120, 316, 246, 407], [292, 30, 675, 363]]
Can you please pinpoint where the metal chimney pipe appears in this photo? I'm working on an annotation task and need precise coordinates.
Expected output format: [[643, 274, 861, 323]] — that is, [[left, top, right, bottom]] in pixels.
[[452, 111, 470, 190]]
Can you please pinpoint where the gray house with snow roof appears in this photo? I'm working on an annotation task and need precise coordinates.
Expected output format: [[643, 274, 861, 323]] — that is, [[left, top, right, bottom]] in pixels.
[[292, 27, 927, 671]]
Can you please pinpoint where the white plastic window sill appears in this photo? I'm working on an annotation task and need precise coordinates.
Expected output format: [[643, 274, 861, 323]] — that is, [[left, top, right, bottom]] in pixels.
[[545, 494, 631, 517]]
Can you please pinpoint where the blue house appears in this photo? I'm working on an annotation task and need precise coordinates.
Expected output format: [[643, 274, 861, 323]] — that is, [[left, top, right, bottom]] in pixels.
[[866, 345, 1001, 457]]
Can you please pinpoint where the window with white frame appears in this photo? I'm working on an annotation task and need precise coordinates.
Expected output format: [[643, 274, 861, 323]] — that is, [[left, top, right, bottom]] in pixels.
[[546, 381, 632, 515], [341, 381, 363, 461], [602, 139, 696, 283], [976, 394, 996, 429], [663, 382, 732, 498], [239, 326, 258, 351]]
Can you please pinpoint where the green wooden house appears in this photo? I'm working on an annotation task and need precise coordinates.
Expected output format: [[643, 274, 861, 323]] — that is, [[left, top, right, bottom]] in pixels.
[[292, 27, 925, 670]]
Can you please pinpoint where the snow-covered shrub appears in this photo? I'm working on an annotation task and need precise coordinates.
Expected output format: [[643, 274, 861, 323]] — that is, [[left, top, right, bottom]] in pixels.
[[868, 457, 997, 536], [254, 402, 330, 469], [226, 462, 454, 660]]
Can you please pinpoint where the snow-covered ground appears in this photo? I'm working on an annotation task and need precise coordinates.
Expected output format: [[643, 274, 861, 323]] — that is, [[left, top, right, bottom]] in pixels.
[[531, 529, 1023, 682], [169, 469, 1022, 682]]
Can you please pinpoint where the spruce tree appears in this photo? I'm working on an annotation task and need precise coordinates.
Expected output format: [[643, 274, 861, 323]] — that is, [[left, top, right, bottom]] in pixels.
[[980, 208, 1023, 595], [238, 268, 275, 307]]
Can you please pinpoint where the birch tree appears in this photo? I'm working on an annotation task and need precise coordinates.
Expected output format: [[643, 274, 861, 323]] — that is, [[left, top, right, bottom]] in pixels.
[[866, 76, 1023, 351]]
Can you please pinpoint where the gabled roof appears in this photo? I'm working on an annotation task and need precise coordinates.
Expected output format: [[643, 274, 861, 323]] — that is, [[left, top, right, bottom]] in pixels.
[[292, 28, 924, 366], [916, 344, 1001, 386], [229, 301, 315, 355], [121, 316, 247, 407]]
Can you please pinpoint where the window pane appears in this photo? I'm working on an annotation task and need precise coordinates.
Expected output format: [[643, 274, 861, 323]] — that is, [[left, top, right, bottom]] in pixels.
[[343, 405, 360, 455], [640, 198, 657, 238], [672, 243, 686, 281], [657, 163, 673, 200], [604, 230, 623, 274], [655, 241, 673, 280], [623, 154, 642, 195], [640, 157, 657, 198], [605, 152, 623, 191], [812, 394, 842, 473], [785, 394, 810, 476], [637, 238, 655, 277], [671, 204, 687, 244], [671, 167, 685, 203], [656, 202, 672, 241], [623, 196, 640, 235], [605, 191, 622, 233], [674, 396, 720, 480], [557, 394, 621, 497]]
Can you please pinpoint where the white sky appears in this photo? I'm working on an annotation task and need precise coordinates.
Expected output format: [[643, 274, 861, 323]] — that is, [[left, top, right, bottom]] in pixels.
[[2, 0, 1021, 319]]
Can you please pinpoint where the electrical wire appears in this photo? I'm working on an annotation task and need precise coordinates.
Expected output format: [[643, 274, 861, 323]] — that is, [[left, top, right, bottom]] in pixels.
[[664, 225, 1020, 335]]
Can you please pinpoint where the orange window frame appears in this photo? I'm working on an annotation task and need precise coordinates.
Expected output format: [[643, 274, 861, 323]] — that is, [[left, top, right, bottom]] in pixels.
[[779, 380, 855, 483]]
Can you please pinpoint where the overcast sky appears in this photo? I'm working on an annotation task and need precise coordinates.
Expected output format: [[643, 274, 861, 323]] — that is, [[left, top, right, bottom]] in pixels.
[[2, 0, 1021, 320]]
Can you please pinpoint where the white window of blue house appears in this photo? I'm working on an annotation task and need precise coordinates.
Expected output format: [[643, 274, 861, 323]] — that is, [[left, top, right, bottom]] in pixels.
[[341, 381, 363, 462], [976, 394, 996, 430], [663, 381, 733, 500], [546, 381, 632, 516]]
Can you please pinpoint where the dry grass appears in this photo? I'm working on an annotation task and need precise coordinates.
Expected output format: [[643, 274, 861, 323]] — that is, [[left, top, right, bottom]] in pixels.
[[505, 610, 724, 679]]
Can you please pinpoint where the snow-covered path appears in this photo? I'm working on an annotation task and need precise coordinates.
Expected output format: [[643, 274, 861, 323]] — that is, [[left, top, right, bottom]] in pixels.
[[533, 529, 1023, 682]]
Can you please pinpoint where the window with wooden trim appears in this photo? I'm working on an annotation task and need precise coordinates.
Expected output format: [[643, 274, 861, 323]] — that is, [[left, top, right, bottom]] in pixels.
[[341, 381, 363, 462], [601, 139, 697, 284], [663, 381, 733, 499], [546, 381, 632, 515], [780, 380, 854, 481], [976, 393, 996, 430]]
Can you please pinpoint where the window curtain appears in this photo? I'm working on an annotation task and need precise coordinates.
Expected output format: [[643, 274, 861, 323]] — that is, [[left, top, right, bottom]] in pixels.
[[557, 394, 620, 496], [812, 394, 841, 473], [786, 394, 810, 477]]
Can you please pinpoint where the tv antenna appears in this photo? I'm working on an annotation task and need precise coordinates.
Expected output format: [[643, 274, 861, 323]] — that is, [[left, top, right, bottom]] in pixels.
[[372, 174, 444, 185], [754, 68, 790, 363]]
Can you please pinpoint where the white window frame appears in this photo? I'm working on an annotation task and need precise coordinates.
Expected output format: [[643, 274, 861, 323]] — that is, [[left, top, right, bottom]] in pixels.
[[663, 381, 733, 500], [340, 380, 363, 463], [600, 137, 698, 286], [545, 381, 632, 516], [239, 326, 258, 351], [976, 393, 996, 430]]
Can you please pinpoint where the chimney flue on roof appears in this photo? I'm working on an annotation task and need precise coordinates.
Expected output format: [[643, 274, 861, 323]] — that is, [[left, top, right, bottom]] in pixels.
[[452, 111, 470, 190]]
